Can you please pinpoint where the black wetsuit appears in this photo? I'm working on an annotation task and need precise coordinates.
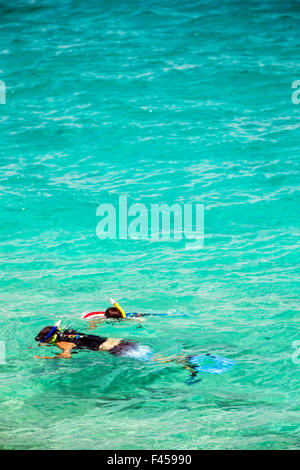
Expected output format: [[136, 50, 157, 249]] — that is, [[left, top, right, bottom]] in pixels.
[[58, 330, 137, 355], [58, 330, 107, 351]]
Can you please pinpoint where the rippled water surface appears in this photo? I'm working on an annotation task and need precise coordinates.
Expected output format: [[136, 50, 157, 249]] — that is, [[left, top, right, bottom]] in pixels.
[[0, 0, 299, 450]]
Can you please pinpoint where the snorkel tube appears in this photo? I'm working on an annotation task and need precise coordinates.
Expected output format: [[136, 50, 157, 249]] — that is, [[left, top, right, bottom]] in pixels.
[[39, 320, 62, 344], [109, 298, 127, 318]]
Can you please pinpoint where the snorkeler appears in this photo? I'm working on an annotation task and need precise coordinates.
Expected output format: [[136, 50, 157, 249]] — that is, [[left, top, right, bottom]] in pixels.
[[82, 298, 188, 324], [82, 298, 142, 330], [33, 323, 235, 384], [34, 325, 144, 359]]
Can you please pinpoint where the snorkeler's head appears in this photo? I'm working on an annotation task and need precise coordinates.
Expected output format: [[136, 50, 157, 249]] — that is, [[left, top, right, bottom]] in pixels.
[[104, 307, 123, 319], [35, 326, 57, 343]]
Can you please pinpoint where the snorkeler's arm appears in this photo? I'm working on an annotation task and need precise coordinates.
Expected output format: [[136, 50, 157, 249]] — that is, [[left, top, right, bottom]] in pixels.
[[89, 318, 103, 330], [34, 342, 75, 359]]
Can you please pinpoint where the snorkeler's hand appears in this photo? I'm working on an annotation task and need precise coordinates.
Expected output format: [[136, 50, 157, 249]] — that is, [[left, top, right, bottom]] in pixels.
[[34, 352, 72, 359], [34, 355, 56, 359]]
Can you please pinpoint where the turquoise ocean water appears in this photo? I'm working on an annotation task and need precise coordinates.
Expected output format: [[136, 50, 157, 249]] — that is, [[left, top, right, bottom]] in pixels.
[[0, 0, 300, 450]]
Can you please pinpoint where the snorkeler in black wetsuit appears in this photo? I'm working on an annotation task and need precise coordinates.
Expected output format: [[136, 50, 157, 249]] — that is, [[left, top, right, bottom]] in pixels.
[[34, 324, 235, 384], [34, 326, 139, 359]]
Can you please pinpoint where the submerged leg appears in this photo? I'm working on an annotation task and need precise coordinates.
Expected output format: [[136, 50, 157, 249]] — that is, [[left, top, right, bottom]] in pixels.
[[152, 352, 202, 384], [143, 350, 235, 384]]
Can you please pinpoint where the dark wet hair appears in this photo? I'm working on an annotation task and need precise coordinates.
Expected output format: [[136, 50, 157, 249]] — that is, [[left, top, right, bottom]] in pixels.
[[35, 326, 55, 342], [104, 307, 123, 318]]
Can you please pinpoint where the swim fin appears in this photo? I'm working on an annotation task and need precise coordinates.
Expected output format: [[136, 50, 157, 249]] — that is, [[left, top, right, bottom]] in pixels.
[[186, 353, 235, 384]]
